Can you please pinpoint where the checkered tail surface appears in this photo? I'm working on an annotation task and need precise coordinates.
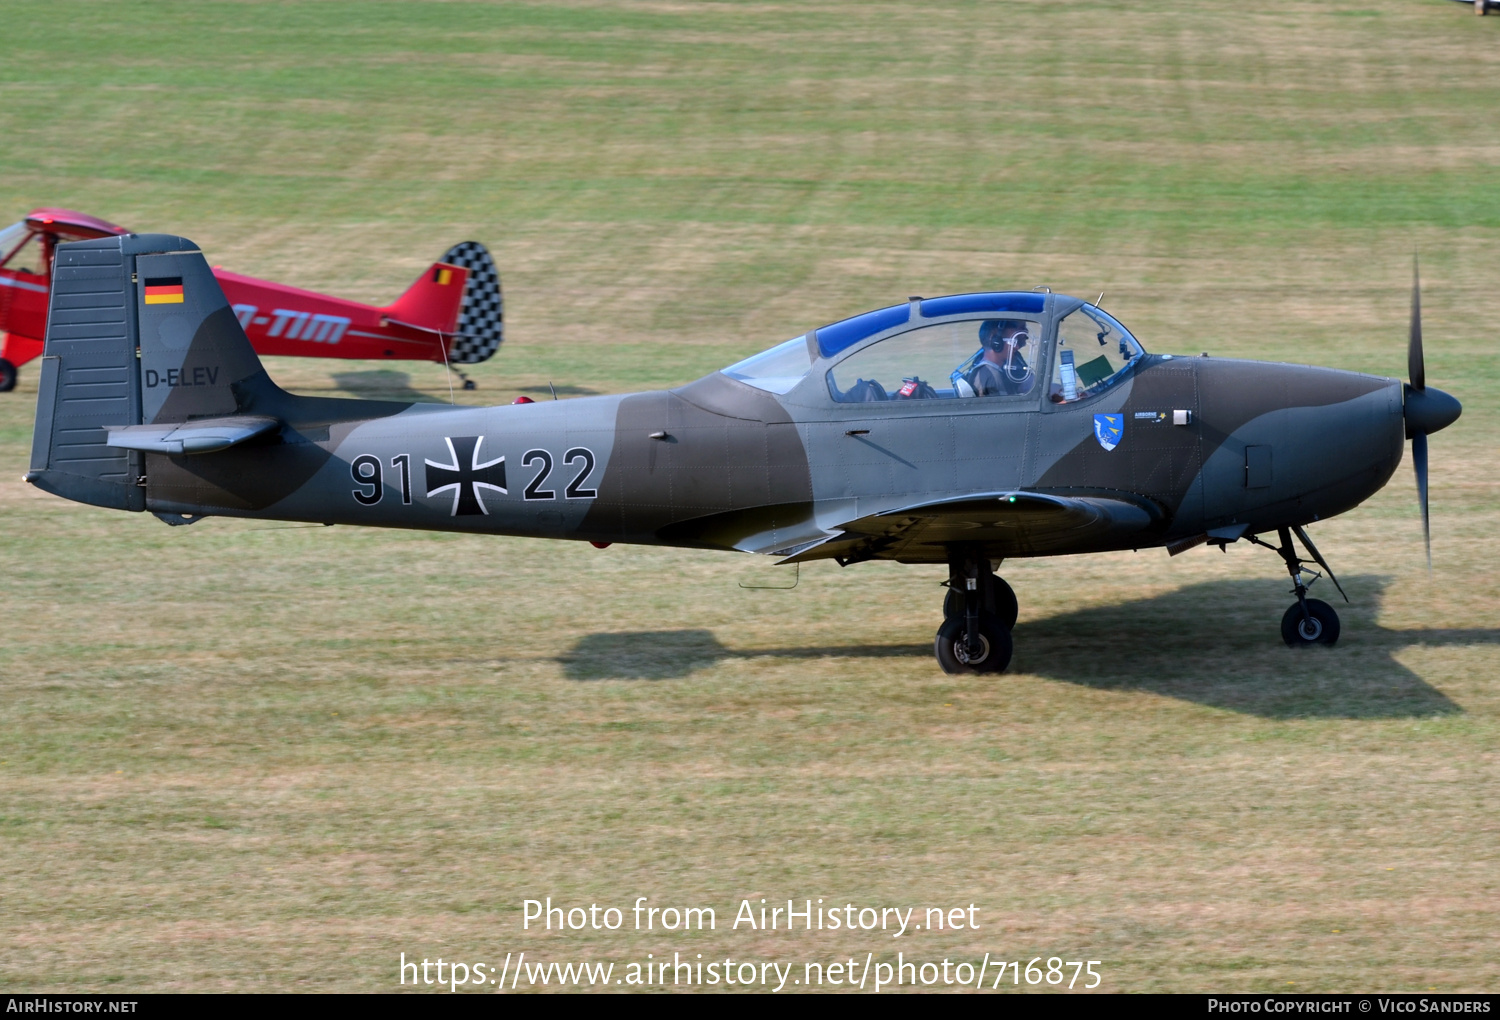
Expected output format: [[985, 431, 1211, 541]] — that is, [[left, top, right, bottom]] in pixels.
[[441, 241, 503, 364]]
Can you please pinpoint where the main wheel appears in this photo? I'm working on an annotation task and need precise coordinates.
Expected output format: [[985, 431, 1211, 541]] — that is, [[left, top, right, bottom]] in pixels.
[[0, 358, 16, 393], [934, 615, 1013, 675], [943, 575, 1019, 630], [1280, 599, 1340, 647]]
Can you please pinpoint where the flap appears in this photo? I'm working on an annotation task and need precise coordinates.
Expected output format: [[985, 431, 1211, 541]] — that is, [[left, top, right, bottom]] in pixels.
[[105, 415, 280, 455], [779, 490, 1162, 564]]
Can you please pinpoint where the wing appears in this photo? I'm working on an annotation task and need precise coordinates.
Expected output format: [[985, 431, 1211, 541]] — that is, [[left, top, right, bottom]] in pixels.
[[778, 490, 1163, 564]]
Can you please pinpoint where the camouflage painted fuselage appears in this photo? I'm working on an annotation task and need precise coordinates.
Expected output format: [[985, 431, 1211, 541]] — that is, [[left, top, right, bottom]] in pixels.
[[28, 235, 1406, 565]]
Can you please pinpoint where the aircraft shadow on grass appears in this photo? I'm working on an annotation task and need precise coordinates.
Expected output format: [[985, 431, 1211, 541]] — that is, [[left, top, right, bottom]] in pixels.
[[332, 370, 446, 403], [560, 575, 1496, 719]]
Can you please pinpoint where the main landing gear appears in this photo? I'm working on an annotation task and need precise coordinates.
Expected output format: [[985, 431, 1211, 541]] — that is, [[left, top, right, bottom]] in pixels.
[[1247, 525, 1346, 648], [0, 358, 16, 393], [934, 553, 1015, 675]]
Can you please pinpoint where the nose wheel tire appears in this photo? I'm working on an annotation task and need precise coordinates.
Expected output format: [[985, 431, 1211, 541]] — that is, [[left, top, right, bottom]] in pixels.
[[934, 615, 1013, 675], [1280, 599, 1340, 647], [0, 358, 16, 393], [943, 574, 1018, 630]]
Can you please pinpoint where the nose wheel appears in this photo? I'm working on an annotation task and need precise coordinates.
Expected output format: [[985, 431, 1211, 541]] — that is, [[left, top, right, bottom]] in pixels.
[[1280, 599, 1340, 646], [1248, 525, 1346, 648], [935, 553, 1015, 674]]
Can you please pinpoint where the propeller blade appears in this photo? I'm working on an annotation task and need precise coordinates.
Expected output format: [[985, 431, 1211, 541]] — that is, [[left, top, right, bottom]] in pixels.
[[1409, 256, 1425, 392], [1413, 430, 1430, 571], [1291, 524, 1347, 603]]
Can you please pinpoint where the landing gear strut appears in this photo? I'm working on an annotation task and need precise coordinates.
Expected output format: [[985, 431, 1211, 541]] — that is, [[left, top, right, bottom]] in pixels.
[[1248, 526, 1344, 648], [942, 570, 1018, 630], [934, 553, 1014, 674], [448, 364, 477, 391]]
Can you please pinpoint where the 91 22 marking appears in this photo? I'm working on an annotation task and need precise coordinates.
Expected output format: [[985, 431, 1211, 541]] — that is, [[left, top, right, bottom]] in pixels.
[[352, 448, 595, 506]]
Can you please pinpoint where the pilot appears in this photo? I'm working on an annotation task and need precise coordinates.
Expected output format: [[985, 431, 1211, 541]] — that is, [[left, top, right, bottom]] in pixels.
[[966, 319, 1033, 396]]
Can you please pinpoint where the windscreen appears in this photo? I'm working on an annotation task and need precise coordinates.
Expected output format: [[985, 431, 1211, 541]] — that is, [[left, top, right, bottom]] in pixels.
[[0, 222, 32, 265], [0, 229, 43, 275], [1050, 304, 1144, 403], [721, 336, 813, 395]]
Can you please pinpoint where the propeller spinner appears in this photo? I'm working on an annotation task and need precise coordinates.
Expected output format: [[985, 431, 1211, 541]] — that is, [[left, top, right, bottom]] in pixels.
[[1404, 259, 1463, 568]]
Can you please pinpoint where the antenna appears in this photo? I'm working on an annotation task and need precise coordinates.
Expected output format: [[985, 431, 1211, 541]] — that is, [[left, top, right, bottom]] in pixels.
[[436, 330, 456, 404], [1096, 292, 1105, 307], [739, 562, 800, 590]]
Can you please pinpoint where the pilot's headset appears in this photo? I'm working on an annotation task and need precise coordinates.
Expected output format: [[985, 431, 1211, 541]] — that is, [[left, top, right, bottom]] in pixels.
[[981, 319, 1033, 382], [980, 318, 1029, 351]]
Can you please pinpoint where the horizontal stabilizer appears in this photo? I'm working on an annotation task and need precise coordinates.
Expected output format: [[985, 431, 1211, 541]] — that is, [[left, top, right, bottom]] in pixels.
[[106, 415, 280, 455], [779, 490, 1161, 564]]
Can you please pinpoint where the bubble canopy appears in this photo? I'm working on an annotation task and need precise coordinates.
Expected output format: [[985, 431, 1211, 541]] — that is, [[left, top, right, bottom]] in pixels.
[[720, 292, 1058, 394], [816, 292, 1047, 358]]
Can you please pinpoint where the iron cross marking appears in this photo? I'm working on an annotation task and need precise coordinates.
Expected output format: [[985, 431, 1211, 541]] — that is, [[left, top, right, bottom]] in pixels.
[[425, 436, 507, 516]]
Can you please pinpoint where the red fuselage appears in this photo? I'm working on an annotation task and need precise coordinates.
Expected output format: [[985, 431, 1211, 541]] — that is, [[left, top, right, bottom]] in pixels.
[[0, 208, 475, 377]]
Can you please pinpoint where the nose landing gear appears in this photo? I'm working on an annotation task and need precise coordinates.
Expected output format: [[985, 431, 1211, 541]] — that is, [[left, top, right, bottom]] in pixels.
[[1281, 599, 1339, 646], [935, 553, 1015, 674], [1248, 525, 1347, 648]]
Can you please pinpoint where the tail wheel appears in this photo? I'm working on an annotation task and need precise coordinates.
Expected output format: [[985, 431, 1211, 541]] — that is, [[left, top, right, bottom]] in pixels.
[[0, 358, 16, 393], [1280, 599, 1341, 647], [934, 615, 1013, 675]]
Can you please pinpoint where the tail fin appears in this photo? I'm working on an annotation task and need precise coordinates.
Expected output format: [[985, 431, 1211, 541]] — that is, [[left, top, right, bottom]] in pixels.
[[27, 233, 283, 510], [440, 241, 504, 365], [385, 260, 469, 337], [382, 242, 503, 365]]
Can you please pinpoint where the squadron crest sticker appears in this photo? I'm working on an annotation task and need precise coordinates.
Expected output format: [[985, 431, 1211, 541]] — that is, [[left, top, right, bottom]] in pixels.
[[1093, 413, 1123, 452]]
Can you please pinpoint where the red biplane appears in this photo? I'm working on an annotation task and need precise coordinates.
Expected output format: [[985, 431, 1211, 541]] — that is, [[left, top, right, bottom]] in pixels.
[[0, 208, 503, 392]]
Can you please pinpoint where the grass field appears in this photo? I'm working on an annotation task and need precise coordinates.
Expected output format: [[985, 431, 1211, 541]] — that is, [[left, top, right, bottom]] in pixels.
[[1, 0, 1497, 993]]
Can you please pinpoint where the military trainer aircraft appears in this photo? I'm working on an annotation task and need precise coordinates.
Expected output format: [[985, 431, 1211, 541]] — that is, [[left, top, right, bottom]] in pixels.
[[25, 233, 1462, 674]]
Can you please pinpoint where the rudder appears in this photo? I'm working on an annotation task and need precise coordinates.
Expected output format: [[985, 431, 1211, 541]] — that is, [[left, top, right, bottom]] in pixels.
[[27, 233, 282, 511], [441, 241, 503, 365]]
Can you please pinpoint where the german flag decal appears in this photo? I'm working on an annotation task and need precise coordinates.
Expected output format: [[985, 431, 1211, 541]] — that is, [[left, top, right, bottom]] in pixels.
[[143, 277, 184, 304]]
